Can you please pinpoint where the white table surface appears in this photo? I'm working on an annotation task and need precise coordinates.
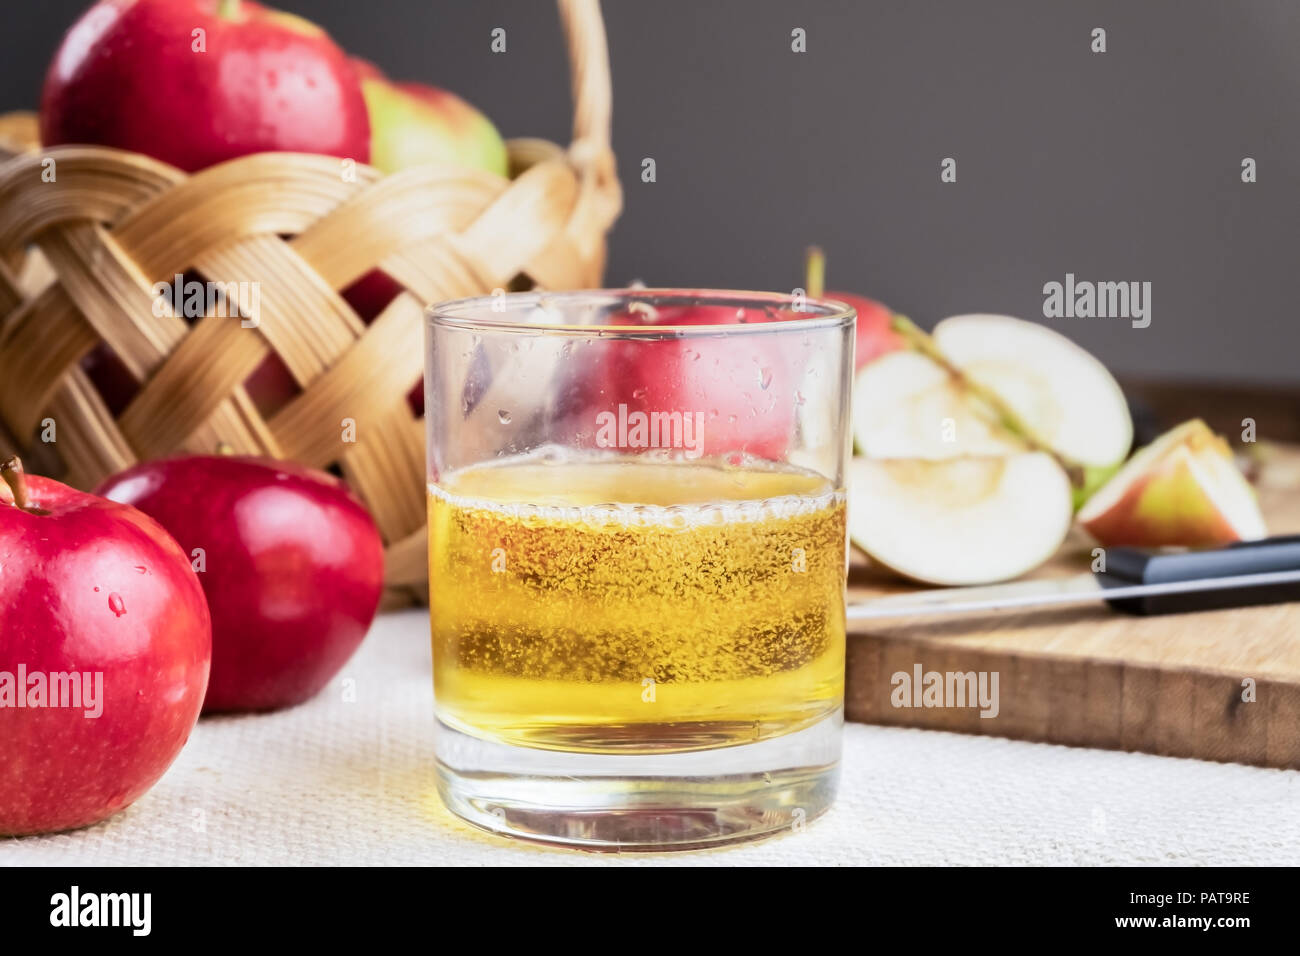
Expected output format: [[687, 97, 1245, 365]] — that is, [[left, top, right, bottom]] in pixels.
[[4, 609, 1298, 866]]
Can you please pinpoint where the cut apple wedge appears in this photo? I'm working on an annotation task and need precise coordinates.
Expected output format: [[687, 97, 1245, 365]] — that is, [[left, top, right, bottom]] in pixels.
[[1078, 419, 1266, 547], [853, 350, 1024, 458], [848, 452, 1074, 586], [930, 314, 1133, 470]]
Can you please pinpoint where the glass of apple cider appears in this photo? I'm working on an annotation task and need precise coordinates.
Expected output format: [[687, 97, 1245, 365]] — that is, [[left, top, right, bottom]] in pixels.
[[425, 290, 855, 849]]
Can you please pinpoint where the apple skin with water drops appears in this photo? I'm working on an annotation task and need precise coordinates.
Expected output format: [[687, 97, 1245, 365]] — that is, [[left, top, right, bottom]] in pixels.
[[0, 463, 211, 836], [96, 456, 385, 713], [568, 304, 803, 461], [40, 0, 371, 173]]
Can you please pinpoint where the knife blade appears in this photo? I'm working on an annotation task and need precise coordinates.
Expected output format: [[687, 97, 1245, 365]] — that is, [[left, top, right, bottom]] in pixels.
[[846, 535, 1300, 621]]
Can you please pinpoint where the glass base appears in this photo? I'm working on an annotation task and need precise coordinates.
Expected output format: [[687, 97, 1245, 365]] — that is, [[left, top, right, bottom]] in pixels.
[[435, 710, 842, 851]]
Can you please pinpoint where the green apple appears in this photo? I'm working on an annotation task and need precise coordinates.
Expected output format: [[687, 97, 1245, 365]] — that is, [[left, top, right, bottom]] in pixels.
[[357, 62, 507, 176]]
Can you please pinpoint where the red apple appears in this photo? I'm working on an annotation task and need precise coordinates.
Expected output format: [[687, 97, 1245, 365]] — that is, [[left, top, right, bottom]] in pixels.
[[95, 455, 384, 713], [341, 269, 404, 324], [40, 0, 370, 172], [570, 304, 801, 461], [0, 458, 210, 836], [349, 56, 386, 83], [241, 349, 299, 417], [80, 343, 139, 417], [833, 291, 905, 370], [803, 247, 903, 370]]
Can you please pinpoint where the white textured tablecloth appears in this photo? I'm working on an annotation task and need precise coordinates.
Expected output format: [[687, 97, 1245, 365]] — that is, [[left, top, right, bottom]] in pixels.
[[4, 610, 1298, 866]]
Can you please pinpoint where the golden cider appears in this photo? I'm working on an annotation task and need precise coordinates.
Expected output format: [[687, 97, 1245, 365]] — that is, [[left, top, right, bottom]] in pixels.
[[428, 451, 847, 754]]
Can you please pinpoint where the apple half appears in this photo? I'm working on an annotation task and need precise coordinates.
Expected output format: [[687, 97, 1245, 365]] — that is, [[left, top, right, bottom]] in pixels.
[[848, 452, 1074, 585], [853, 315, 1134, 487], [930, 314, 1133, 470], [1077, 419, 1266, 547], [852, 349, 1023, 459]]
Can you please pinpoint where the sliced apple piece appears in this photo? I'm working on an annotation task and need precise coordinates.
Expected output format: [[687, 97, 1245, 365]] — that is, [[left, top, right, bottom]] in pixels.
[[1078, 419, 1266, 546], [1073, 461, 1122, 509], [853, 350, 1024, 459], [931, 314, 1133, 469], [848, 452, 1073, 586]]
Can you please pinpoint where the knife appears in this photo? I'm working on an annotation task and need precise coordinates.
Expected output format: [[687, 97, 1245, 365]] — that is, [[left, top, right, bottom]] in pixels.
[[846, 535, 1300, 621]]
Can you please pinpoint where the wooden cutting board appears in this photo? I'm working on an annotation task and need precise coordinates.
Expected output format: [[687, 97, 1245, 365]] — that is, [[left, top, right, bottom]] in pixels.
[[845, 448, 1300, 769]]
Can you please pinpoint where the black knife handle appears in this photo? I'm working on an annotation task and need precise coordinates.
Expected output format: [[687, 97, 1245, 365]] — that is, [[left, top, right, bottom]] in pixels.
[[1099, 535, 1300, 615]]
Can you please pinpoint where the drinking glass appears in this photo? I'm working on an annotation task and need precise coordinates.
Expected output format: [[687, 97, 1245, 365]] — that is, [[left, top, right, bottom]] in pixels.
[[425, 289, 854, 849]]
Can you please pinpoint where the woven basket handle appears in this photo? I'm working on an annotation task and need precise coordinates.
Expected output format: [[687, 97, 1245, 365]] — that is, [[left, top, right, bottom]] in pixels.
[[559, 0, 617, 191]]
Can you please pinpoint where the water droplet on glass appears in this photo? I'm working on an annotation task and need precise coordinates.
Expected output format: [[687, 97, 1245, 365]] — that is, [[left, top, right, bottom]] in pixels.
[[134, 565, 147, 574], [735, 308, 747, 322], [759, 367, 773, 390], [497, 410, 512, 424], [93, 586, 100, 592], [727, 414, 738, 425], [108, 593, 126, 617], [631, 388, 647, 400], [795, 391, 806, 405], [708, 408, 719, 420]]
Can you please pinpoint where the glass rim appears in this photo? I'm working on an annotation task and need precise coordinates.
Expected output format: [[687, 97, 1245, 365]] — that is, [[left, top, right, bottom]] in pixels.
[[426, 288, 856, 336]]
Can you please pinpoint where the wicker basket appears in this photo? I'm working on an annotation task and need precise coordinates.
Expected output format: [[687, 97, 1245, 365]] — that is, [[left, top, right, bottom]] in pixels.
[[0, 0, 621, 607]]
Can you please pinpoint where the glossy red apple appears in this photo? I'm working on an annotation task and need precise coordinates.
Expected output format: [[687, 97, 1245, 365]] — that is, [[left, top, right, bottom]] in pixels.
[[96, 455, 384, 713], [0, 458, 210, 836], [571, 304, 802, 461], [40, 0, 370, 172]]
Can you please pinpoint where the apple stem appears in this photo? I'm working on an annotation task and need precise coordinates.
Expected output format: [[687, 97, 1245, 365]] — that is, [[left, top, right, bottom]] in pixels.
[[217, 0, 241, 19], [805, 246, 825, 300], [1, 456, 31, 510], [890, 316, 1087, 488]]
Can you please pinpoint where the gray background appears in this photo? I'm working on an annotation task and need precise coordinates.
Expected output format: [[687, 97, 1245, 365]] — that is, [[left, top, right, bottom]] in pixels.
[[3, 0, 1296, 386]]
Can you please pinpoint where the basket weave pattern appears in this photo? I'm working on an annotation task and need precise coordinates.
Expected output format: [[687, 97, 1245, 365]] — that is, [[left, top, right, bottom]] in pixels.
[[0, 0, 621, 606]]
